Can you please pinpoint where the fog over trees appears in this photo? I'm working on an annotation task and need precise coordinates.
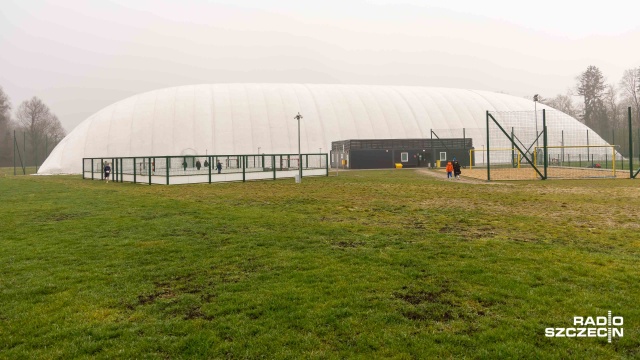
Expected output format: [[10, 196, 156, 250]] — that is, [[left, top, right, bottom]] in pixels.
[[0, 87, 66, 168], [540, 65, 640, 137]]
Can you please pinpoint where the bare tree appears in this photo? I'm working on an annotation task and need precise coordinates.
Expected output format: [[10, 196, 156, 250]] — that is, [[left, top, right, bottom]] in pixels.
[[619, 67, 640, 126], [540, 91, 579, 119], [46, 114, 66, 143], [604, 84, 621, 131], [0, 86, 14, 166], [16, 97, 66, 166]]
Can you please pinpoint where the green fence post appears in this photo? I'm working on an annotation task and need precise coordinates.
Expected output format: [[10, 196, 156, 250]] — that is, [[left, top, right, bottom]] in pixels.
[[133, 157, 136, 184], [208, 156, 212, 184], [242, 155, 246, 182], [166, 156, 170, 185], [325, 153, 328, 176], [148, 158, 152, 185], [90, 159, 94, 180], [543, 109, 547, 180], [486, 111, 490, 181], [629, 107, 634, 178], [430, 129, 434, 168], [272, 155, 276, 180]]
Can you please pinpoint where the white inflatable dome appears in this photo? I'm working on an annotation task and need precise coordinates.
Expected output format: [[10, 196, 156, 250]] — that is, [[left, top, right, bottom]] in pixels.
[[39, 84, 601, 174]]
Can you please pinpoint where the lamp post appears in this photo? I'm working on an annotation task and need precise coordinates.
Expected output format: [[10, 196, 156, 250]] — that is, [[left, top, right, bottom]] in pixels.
[[534, 94, 539, 147], [258, 146, 261, 154], [294, 112, 303, 183]]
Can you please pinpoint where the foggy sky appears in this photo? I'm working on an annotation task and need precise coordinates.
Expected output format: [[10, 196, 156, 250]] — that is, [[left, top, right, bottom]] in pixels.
[[1, 0, 639, 132]]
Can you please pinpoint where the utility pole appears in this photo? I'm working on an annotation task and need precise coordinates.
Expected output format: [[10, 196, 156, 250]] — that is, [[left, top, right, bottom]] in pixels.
[[534, 94, 539, 148], [294, 112, 303, 183]]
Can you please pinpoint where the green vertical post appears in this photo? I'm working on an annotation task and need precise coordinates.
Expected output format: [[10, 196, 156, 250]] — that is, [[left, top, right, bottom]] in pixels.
[[543, 109, 547, 180], [586, 129, 590, 160], [91, 159, 94, 179], [100, 158, 103, 180], [133, 157, 137, 184], [325, 153, 329, 176], [166, 157, 169, 185], [561, 130, 564, 164], [242, 156, 246, 182], [462, 128, 466, 166], [629, 107, 634, 178], [486, 112, 490, 181], [272, 155, 276, 180], [23, 132, 25, 168], [148, 158, 152, 185], [208, 156, 212, 184], [82, 158, 85, 179], [13, 131, 16, 176], [430, 129, 434, 167], [511, 127, 515, 168]]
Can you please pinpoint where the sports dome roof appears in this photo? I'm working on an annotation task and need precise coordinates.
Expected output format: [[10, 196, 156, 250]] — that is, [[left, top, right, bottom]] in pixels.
[[39, 84, 600, 174]]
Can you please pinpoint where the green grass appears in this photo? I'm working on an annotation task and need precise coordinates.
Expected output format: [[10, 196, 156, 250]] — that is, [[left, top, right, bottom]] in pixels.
[[0, 170, 638, 359], [0, 166, 38, 176]]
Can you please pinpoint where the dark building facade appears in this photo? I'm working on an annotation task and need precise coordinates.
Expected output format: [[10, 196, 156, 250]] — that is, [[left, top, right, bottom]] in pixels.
[[331, 138, 473, 169]]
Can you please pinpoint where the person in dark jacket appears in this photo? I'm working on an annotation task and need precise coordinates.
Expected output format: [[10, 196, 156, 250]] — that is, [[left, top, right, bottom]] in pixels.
[[196, 159, 202, 170], [216, 161, 222, 174], [104, 163, 111, 183], [452, 158, 462, 180]]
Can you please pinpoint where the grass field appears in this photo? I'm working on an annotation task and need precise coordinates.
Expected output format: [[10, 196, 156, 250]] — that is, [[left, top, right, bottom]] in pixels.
[[1, 170, 639, 359]]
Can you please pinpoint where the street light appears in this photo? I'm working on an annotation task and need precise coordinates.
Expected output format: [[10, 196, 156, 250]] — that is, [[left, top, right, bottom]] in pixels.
[[533, 94, 539, 147], [258, 146, 261, 154], [294, 112, 303, 183]]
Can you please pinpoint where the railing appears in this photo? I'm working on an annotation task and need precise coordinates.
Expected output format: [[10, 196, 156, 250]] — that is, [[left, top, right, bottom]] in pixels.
[[83, 153, 328, 185]]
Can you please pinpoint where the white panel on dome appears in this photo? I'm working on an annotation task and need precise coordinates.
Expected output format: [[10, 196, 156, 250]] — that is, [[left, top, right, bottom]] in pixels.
[[152, 87, 177, 156], [130, 90, 157, 157]]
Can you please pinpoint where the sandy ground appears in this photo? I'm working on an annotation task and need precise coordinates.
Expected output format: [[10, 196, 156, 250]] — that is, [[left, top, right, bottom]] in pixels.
[[417, 166, 628, 182], [416, 168, 497, 184]]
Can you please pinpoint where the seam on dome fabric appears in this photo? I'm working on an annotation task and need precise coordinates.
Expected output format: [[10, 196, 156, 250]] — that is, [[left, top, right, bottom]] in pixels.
[[334, 85, 361, 141], [303, 84, 333, 150]]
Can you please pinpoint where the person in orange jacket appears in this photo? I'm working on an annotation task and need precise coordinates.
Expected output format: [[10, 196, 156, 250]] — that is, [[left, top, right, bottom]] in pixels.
[[445, 161, 453, 180]]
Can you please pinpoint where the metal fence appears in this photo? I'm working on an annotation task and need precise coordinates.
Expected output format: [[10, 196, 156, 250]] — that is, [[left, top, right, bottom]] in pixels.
[[83, 153, 328, 185], [466, 107, 639, 180]]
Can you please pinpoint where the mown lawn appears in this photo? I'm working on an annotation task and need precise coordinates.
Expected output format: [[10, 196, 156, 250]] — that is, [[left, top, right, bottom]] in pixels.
[[0, 170, 638, 359]]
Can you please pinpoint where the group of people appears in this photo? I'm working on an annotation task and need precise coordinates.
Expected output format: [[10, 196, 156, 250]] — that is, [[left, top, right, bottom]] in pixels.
[[445, 158, 462, 180], [103, 158, 225, 182], [184, 159, 222, 173]]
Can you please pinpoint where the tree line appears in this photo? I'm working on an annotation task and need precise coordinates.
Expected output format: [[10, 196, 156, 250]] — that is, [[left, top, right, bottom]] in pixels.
[[0, 86, 66, 168], [538, 65, 640, 140]]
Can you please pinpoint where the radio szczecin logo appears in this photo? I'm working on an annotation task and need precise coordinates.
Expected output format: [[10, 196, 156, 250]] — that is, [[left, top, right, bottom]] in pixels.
[[545, 311, 623, 343]]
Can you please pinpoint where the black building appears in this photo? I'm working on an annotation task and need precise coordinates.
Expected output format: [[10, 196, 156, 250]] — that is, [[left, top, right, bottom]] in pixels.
[[331, 138, 473, 169]]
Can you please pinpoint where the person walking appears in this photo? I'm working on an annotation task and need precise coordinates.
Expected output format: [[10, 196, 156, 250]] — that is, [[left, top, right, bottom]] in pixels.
[[182, 159, 188, 172], [452, 158, 462, 180], [445, 161, 453, 180], [216, 161, 222, 174], [104, 162, 111, 183], [196, 159, 202, 170]]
